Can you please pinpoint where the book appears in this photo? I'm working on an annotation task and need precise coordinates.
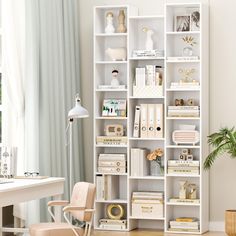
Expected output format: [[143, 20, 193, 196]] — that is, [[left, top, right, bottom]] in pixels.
[[130, 148, 140, 176], [167, 56, 199, 61], [98, 167, 126, 173], [175, 217, 198, 222], [139, 149, 149, 176], [168, 106, 199, 110], [105, 175, 119, 200], [168, 160, 200, 167], [96, 136, 127, 145], [135, 68, 146, 87], [168, 168, 199, 174], [98, 154, 126, 161], [169, 198, 200, 204], [168, 228, 200, 232], [98, 85, 126, 90], [96, 175, 104, 200]]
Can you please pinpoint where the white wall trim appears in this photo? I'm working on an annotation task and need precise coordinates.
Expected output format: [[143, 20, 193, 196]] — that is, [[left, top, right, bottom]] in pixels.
[[209, 221, 224, 232]]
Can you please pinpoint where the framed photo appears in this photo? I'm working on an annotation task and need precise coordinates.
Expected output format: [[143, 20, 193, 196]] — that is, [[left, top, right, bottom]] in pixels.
[[175, 15, 191, 32], [102, 99, 127, 117], [190, 9, 200, 31]]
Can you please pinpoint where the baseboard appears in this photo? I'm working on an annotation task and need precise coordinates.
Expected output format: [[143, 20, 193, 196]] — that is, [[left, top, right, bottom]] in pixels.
[[209, 221, 224, 231]]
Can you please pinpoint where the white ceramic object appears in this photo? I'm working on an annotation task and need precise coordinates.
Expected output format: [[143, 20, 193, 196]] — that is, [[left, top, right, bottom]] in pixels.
[[106, 47, 127, 61], [105, 12, 115, 34], [145, 29, 154, 50]]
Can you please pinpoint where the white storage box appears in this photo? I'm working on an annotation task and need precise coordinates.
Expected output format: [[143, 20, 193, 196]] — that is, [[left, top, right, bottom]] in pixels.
[[133, 86, 163, 98], [132, 202, 164, 218]]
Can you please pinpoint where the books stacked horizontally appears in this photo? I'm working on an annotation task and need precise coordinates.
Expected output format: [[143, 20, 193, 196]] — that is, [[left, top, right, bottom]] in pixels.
[[169, 217, 200, 232], [99, 219, 127, 230], [170, 81, 200, 90], [168, 106, 200, 117], [132, 192, 164, 218], [130, 148, 148, 177], [98, 154, 126, 174], [167, 56, 199, 61], [168, 160, 200, 175], [132, 49, 164, 58], [169, 198, 200, 204]]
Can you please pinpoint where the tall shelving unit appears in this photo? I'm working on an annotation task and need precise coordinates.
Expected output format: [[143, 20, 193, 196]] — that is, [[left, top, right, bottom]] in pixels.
[[93, 2, 209, 233]]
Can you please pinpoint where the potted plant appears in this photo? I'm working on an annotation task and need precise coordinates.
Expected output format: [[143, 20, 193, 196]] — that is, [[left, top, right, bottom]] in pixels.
[[204, 127, 236, 236]]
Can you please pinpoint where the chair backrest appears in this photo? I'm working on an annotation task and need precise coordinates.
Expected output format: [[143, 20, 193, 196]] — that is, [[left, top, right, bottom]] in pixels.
[[70, 182, 96, 222]]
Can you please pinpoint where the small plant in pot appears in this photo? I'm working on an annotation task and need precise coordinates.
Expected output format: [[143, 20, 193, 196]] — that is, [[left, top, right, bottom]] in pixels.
[[204, 127, 236, 236]]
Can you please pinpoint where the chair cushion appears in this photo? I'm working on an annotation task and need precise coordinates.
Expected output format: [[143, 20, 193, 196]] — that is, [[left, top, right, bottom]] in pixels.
[[29, 223, 84, 236]]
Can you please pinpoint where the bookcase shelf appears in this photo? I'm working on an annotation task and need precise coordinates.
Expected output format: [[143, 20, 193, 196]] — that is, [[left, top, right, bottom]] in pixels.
[[94, 2, 208, 234]]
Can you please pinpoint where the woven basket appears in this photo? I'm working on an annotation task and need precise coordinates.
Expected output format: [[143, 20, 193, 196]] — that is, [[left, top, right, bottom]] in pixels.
[[225, 210, 236, 236]]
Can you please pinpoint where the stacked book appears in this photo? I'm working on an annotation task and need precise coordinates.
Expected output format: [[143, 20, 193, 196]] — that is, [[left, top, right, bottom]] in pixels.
[[167, 56, 199, 61], [97, 154, 126, 174], [168, 160, 200, 175], [132, 192, 164, 218], [132, 49, 164, 58], [170, 82, 200, 90], [99, 219, 127, 230], [169, 217, 199, 232], [168, 106, 200, 117]]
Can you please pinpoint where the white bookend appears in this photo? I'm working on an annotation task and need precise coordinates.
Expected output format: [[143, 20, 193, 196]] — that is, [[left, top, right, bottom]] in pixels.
[[155, 104, 163, 138], [147, 104, 155, 138], [140, 104, 148, 138], [139, 149, 149, 176], [133, 105, 141, 138], [135, 68, 146, 86], [96, 175, 104, 200], [130, 148, 140, 176]]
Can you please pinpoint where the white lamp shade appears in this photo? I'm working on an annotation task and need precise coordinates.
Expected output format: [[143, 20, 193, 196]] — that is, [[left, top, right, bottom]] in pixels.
[[68, 94, 89, 119]]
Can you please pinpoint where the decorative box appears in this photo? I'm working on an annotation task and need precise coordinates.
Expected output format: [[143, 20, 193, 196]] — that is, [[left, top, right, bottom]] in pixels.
[[133, 85, 163, 98], [132, 201, 164, 218]]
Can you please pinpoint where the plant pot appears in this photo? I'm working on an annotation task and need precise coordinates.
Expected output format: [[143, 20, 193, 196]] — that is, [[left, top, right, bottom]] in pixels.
[[225, 210, 236, 236]]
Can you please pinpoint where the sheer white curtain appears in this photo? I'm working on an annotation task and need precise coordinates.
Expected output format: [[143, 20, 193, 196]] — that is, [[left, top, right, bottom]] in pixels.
[[3, 0, 84, 226], [27, 0, 85, 222]]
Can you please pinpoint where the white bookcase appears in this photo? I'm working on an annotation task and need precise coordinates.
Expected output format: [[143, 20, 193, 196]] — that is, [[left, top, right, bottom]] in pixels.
[[93, 2, 209, 233]]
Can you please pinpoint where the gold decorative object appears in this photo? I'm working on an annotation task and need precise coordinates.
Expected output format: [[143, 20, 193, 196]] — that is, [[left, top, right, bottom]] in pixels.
[[182, 35, 197, 46], [178, 68, 196, 82], [106, 204, 125, 220]]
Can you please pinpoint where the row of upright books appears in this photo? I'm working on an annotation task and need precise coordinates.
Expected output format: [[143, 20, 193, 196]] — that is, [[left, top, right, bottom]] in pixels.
[[169, 217, 200, 232]]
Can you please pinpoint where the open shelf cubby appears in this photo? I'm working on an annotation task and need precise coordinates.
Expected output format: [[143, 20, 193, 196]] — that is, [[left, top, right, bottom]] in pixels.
[[94, 2, 209, 233]]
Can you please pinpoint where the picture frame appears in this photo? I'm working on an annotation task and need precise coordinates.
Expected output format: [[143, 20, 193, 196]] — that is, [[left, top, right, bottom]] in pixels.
[[190, 9, 200, 31], [102, 99, 127, 117], [175, 15, 191, 32]]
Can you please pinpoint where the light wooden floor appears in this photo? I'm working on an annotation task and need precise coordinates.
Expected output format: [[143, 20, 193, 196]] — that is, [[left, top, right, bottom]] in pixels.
[[92, 230, 226, 236]]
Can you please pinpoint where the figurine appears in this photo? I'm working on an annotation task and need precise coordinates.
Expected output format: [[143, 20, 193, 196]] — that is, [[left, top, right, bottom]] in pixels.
[[179, 181, 188, 199], [117, 10, 127, 33], [105, 12, 115, 34], [142, 27, 154, 50], [111, 70, 120, 87]]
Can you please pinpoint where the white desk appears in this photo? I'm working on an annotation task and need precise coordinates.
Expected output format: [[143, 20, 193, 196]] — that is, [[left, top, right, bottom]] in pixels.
[[0, 177, 65, 235]]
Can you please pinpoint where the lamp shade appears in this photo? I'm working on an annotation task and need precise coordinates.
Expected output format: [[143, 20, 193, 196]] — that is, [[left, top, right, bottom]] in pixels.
[[68, 94, 89, 119]]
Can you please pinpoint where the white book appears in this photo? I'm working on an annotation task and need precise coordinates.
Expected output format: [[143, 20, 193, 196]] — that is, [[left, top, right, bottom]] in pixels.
[[140, 104, 148, 138], [133, 106, 141, 138], [96, 175, 104, 200], [135, 68, 146, 87], [139, 149, 149, 176], [168, 160, 200, 167], [146, 65, 155, 86], [99, 154, 126, 161], [131, 148, 140, 176]]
